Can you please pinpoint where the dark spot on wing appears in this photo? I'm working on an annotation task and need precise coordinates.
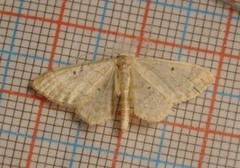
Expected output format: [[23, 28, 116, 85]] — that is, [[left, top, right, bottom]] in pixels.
[[193, 87, 200, 93], [147, 86, 151, 89], [73, 71, 76, 75], [97, 88, 101, 91], [171, 67, 174, 71]]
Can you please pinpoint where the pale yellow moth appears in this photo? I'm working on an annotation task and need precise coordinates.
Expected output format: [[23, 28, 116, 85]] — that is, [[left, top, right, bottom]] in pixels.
[[32, 54, 214, 131]]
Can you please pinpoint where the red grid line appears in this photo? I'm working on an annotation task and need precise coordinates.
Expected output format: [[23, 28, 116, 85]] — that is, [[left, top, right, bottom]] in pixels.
[[136, 0, 151, 58], [0, 89, 42, 100], [161, 121, 240, 139], [1, 88, 239, 139], [198, 6, 234, 168], [26, 99, 44, 168], [147, 37, 239, 59], [0, 10, 239, 60], [25, 0, 67, 167], [112, 131, 123, 168], [48, 0, 67, 70]]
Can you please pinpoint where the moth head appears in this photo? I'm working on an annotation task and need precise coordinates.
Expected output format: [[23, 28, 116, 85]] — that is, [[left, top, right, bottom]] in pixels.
[[116, 54, 133, 68]]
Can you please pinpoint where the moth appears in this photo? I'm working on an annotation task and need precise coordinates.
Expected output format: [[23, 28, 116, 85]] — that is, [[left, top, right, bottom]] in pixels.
[[32, 54, 214, 131]]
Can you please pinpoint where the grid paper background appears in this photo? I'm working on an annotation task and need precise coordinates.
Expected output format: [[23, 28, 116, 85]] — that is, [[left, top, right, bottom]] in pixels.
[[0, 0, 240, 167]]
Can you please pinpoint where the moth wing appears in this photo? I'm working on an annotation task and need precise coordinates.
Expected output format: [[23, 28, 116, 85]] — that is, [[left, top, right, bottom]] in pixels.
[[134, 58, 214, 104], [74, 68, 117, 125], [130, 67, 174, 122], [32, 59, 117, 124]]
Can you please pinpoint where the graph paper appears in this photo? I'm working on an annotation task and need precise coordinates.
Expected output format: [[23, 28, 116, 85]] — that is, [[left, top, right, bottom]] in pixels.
[[0, 0, 239, 167]]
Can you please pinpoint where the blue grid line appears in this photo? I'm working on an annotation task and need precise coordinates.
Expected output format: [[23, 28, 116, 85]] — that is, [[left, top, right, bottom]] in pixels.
[[177, 0, 193, 61], [155, 116, 168, 168], [69, 0, 110, 166], [138, 0, 240, 20], [0, 128, 193, 168], [93, 0, 110, 60], [122, 152, 192, 168], [121, 152, 193, 168], [0, 49, 69, 65], [0, 0, 24, 101], [0, 49, 239, 100], [0, 128, 113, 153], [69, 122, 82, 168], [155, 1, 193, 167], [206, 90, 240, 99]]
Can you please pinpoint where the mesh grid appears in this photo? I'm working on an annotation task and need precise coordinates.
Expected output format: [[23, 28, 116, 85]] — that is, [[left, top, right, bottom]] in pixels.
[[0, 0, 239, 167]]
